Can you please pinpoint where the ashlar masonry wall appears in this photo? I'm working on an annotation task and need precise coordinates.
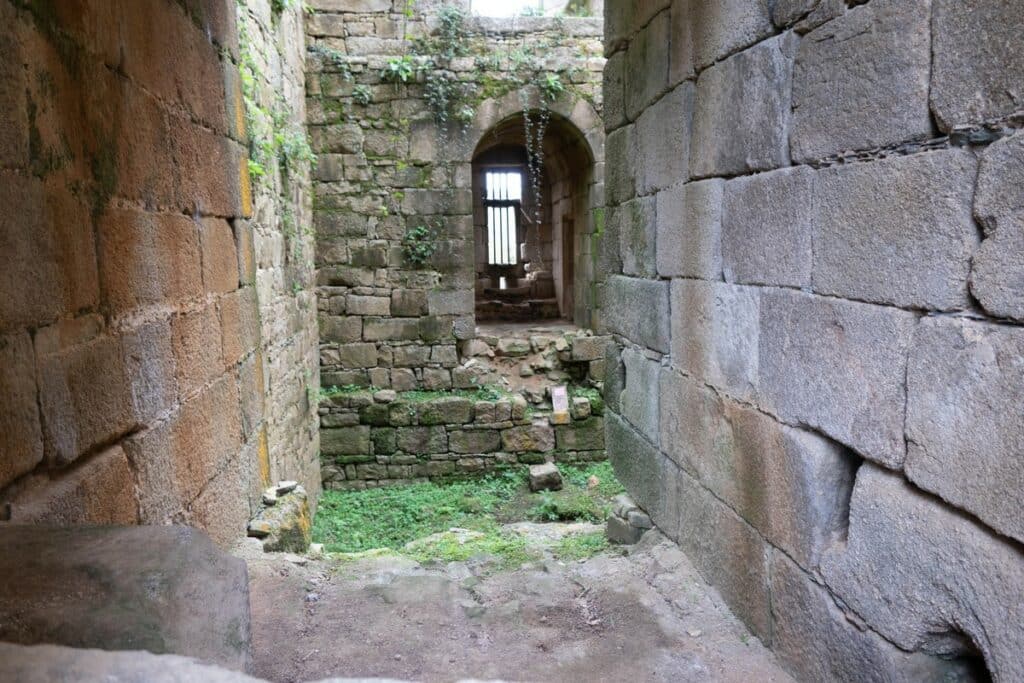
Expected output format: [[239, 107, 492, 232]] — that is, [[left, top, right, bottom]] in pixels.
[[602, 1, 1024, 681], [0, 0, 320, 545]]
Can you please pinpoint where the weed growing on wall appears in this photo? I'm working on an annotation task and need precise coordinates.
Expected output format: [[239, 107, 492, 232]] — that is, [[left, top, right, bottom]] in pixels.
[[401, 224, 438, 267]]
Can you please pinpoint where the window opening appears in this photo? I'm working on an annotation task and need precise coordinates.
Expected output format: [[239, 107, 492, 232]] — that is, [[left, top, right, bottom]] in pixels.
[[484, 170, 522, 266]]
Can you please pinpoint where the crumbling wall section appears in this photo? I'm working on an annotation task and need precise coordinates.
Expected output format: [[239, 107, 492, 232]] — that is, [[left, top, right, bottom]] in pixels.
[[604, 1, 1024, 681], [305, 1, 604, 393], [0, 0, 319, 545]]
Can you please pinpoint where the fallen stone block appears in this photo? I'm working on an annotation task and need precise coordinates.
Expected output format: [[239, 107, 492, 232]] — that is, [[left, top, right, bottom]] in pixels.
[[0, 525, 251, 670], [247, 485, 312, 553], [528, 463, 562, 492]]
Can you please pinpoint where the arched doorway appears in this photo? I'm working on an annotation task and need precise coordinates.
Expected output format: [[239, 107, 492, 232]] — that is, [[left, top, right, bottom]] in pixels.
[[470, 112, 598, 327]]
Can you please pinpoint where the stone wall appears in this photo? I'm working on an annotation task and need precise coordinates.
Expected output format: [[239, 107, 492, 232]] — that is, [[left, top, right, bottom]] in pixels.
[[305, 0, 605, 393], [603, 1, 1024, 681], [0, 0, 319, 546], [321, 386, 604, 489]]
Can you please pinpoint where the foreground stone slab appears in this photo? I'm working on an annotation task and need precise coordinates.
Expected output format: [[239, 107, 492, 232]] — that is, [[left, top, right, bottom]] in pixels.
[[822, 465, 1024, 682], [0, 525, 251, 671], [906, 317, 1024, 544]]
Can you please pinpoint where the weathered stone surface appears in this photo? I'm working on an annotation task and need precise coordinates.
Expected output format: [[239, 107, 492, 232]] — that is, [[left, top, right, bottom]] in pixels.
[[606, 514, 645, 545], [0, 526, 251, 671], [604, 125, 635, 205], [822, 465, 1024, 682], [606, 412, 667, 528], [690, 33, 796, 178], [603, 51, 626, 131], [759, 289, 916, 467], [670, 280, 759, 401], [721, 166, 813, 287], [528, 462, 563, 492], [496, 337, 531, 356], [771, 0, 845, 31], [906, 317, 1024, 544], [687, 0, 774, 70], [501, 424, 555, 453], [624, 9, 669, 121], [676, 467, 771, 641], [931, 0, 1024, 130], [397, 426, 447, 454], [790, 0, 932, 162], [417, 396, 473, 425], [448, 429, 501, 454], [634, 82, 694, 195], [570, 335, 609, 362], [0, 644, 263, 683], [555, 417, 604, 451], [621, 347, 661, 446], [814, 149, 978, 310], [618, 196, 657, 278], [771, 551, 981, 683], [603, 276, 670, 354], [660, 371, 855, 569], [335, 343, 378, 368], [0, 332, 43, 488], [321, 426, 371, 456], [971, 130, 1024, 321], [655, 178, 723, 279], [248, 486, 312, 553]]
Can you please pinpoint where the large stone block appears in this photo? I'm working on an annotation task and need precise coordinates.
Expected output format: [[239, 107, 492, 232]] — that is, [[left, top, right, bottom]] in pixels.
[[771, 551, 981, 683], [686, 0, 774, 70], [172, 304, 225, 398], [721, 166, 813, 288], [624, 9, 670, 121], [813, 149, 978, 311], [655, 178, 723, 279], [603, 51, 626, 131], [555, 417, 605, 451], [971, 130, 1024, 321], [906, 317, 1024, 544], [0, 525, 251, 671], [500, 424, 555, 453], [822, 465, 1024, 682], [417, 396, 473, 425], [633, 82, 694, 196], [790, 0, 932, 162], [335, 342, 378, 369], [670, 280, 759, 401], [321, 426, 371, 456], [676, 467, 771, 641], [931, 0, 1024, 130], [617, 196, 657, 278], [603, 276, 670, 354], [690, 33, 796, 178], [606, 412, 667, 528], [620, 347, 660, 447], [0, 332, 43, 488], [659, 371, 855, 569], [759, 290, 916, 467], [396, 426, 448, 454], [604, 125, 635, 205], [448, 429, 501, 454]]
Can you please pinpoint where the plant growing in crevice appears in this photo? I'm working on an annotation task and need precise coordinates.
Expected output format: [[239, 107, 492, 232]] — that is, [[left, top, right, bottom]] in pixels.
[[352, 84, 372, 106], [381, 55, 418, 83], [401, 224, 437, 267]]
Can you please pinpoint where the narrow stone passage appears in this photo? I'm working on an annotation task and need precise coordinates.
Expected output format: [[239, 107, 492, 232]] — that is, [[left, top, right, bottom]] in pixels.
[[242, 531, 795, 683]]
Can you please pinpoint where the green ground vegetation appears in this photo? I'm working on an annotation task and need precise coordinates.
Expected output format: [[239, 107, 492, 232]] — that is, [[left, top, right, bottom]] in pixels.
[[313, 461, 624, 568]]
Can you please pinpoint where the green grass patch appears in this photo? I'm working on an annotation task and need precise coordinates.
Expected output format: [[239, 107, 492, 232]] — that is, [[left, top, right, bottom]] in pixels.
[[552, 531, 610, 562], [313, 462, 624, 567]]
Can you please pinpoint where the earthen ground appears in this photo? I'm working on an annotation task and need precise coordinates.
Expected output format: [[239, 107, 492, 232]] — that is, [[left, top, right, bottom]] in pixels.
[[243, 531, 795, 683]]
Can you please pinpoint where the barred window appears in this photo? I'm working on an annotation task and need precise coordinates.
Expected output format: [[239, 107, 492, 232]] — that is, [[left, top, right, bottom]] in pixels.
[[484, 171, 522, 266]]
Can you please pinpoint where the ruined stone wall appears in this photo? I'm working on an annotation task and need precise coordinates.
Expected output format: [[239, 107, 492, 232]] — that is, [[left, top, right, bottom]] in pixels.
[[305, 0, 605, 394], [0, 0, 319, 545], [603, 1, 1024, 681]]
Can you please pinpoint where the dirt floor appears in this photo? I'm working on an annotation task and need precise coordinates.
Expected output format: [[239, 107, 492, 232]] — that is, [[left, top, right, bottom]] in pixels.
[[241, 528, 795, 683]]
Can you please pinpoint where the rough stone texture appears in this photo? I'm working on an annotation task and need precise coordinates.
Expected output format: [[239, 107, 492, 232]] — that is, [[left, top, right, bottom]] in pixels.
[[675, 467, 771, 642], [633, 83, 694, 195], [670, 280, 759, 401], [813, 149, 978, 310], [690, 33, 796, 178], [528, 463, 563, 492], [248, 487, 313, 553], [759, 289, 916, 467], [660, 372, 855, 570], [655, 179, 723, 279], [771, 551, 981, 683], [906, 317, 1024, 544], [771, 0, 846, 31], [620, 347, 661, 446], [685, 0, 775, 70], [822, 465, 1024, 682], [721, 166, 813, 287], [603, 276, 670, 354], [616, 197, 657, 278], [623, 9, 669, 121], [931, 0, 1024, 131], [0, 525, 251, 671], [0, 0, 319, 539], [971, 130, 1024, 321], [790, 0, 933, 162]]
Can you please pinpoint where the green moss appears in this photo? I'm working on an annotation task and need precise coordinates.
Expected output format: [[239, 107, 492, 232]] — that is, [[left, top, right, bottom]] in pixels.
[[552, 532, 610, 561]]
